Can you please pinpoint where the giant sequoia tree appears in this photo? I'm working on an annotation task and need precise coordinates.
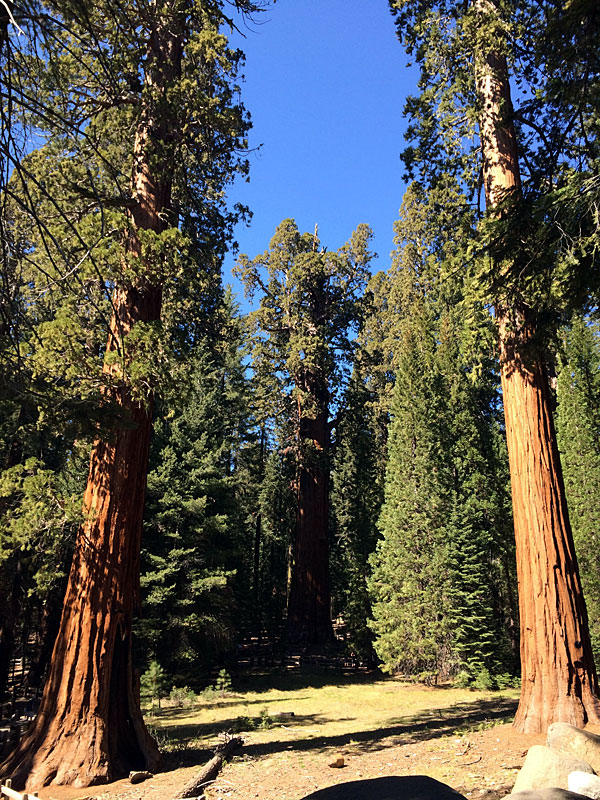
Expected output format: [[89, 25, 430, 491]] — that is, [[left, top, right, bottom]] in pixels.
[[389, 0, 600, 730], [237, 220, 373, 645], [0, 0, 260, 787]]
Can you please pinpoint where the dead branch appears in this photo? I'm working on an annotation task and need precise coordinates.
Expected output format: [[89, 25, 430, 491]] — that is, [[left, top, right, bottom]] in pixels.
[[175, 735, 243, 799]]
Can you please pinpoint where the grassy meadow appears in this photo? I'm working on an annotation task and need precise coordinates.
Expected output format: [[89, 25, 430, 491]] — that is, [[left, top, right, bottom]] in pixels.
[[145, 671, 520, 762]]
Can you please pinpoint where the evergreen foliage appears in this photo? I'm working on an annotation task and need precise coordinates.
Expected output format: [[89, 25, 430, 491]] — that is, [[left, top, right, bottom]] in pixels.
[[556, 315, 600, 662], [139, 297, 253, 683], [368, 185, 516, 681], [0, 0, 596, 715], [369, 295, 453, 677], [0, 0, 263, 702], [330, 365, 382, 662], [389, 0, 600, 326], [236, 219, 374, 644]]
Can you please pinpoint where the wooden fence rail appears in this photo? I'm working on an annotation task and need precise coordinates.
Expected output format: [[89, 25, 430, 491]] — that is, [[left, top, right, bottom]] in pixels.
[[1, 779, 39, 800]]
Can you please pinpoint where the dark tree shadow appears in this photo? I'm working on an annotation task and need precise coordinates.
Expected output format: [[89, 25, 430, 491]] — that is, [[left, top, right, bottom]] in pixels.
[[159, 695, 518, 770], [234, 668, 383, 694], [300, 775, 467, 799]]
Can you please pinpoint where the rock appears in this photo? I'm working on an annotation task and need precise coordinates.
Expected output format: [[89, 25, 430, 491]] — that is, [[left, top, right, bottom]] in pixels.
[[510, 790, 592, 800], [129, 770, 153, 784], [568, 772, 600, 799], [300, 775, 467, 799], [547, 724, 600, 774], [328, 755, 345, 768], [512, 745, 594, 793]]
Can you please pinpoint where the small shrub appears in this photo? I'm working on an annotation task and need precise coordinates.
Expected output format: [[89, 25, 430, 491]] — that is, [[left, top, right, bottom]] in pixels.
[[199, 670, 233, 703], [495, 672, 521, 689], [232, 714, 255, 732], [147, 725, 171, 750], [215, 668, 232, 696], [259, 707, 273, 729], [472, 667, 495, 690], [416, 670, 438, 686], [169, 685, 196, 708], [141, 660, 168, 710], [200, 685, 218, 702], [453, 670, 472, 688]]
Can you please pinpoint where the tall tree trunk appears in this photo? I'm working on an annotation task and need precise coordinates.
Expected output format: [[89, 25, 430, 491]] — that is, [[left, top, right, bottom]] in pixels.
[[0, 559, 22, 700], [252, 426, 265, 637], [0, 0, 11, 55], [286, 387, 334, 646], [475, 2, 600, 733], [0, 6, 185, 787], [26, 576, 67, 691]]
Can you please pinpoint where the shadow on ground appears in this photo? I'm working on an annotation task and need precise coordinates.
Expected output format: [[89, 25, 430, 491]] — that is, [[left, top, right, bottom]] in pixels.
[[300, 775, 467, 800], [160, 695, 518, 770], [235, 668, 384, 694], [150, 712, 343, 744], [149, 695, 312, 719]]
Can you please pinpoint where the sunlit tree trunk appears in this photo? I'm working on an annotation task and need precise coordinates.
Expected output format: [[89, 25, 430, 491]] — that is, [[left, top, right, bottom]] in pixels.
[[475, 1, 600, 733], [0, 7, 184, 787]]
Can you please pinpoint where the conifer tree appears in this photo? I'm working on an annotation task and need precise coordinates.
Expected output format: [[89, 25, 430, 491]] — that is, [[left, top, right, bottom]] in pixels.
[[330, 364, 382, 662], [368, 183, 516, 681], [237, 220, 373, 646], [0, 0, 263, 786], [556, 316, 600, 663], [389, 0, 600, 730], [369, 296, 453, 677], [139, 300, 252, 683]]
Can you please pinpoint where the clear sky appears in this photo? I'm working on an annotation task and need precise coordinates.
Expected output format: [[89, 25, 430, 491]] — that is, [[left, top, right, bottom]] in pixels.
[[225, 1, 417, 295]]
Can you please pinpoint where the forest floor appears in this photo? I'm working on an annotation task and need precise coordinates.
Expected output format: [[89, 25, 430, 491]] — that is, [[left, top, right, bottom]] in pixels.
[[36, 671, 556, 800]]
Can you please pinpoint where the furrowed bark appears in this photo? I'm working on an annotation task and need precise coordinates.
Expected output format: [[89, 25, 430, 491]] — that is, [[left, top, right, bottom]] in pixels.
[[286, 380, 334, 647], [0, 4, 185, 787], [474, 0, 600, 733]]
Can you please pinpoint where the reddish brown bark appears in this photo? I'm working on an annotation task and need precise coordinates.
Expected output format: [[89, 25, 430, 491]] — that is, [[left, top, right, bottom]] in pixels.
[[286, 381, 334, 647], [499, 311, 600, 732], [475, 0, 600, 732], [0, 7, 184, 788], [0, 382, 161, 788]]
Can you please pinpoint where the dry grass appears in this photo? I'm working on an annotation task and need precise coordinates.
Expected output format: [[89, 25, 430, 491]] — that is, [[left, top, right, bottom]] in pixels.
[[36, 673, 528, 800], [145, 671, 520, 760]]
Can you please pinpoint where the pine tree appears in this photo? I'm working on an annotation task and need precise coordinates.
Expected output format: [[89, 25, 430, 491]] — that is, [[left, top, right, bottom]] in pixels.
[[139, 326, 249, 683], [368, 183, 516, 681], [556, 316, 600, 663], [438, 311, 516, 680], [369, 297, 453, 678], [330, 364, 382, 663]]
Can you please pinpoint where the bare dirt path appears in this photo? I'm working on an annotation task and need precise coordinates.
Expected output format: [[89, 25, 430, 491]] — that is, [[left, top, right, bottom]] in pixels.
[[35, 721, 543, 800]]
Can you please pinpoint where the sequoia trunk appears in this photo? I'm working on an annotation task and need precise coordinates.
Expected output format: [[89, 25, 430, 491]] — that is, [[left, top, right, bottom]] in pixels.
[[0, 372, 162, 787], [499, 311, 600, 731], [0, 7, 184, 787], [286, 389, 334, 646], [475, 0, 600, 732]]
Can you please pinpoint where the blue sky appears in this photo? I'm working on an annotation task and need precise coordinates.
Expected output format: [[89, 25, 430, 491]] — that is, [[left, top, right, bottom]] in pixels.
[[226, 1, 417, 295]]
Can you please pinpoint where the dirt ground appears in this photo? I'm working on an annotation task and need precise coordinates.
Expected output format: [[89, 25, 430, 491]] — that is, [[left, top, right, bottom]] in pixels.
[[36, 720, 546, 800]]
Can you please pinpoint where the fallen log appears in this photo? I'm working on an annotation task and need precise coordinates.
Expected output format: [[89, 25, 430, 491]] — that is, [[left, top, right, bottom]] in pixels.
[[176, 735, 243, 799]]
